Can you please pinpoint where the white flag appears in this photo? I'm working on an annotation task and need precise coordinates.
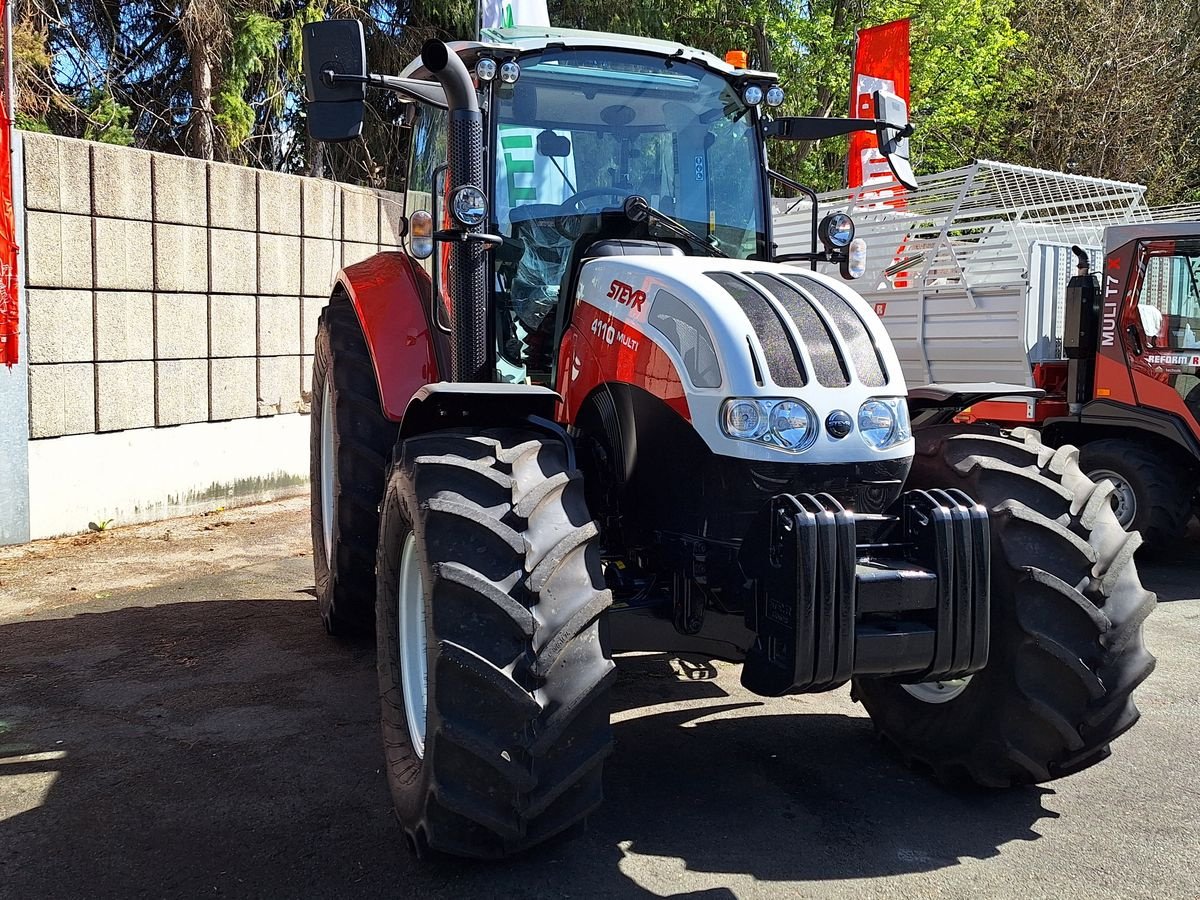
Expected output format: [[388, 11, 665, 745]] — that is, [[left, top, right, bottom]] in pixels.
[[479, 0, 549, 30]]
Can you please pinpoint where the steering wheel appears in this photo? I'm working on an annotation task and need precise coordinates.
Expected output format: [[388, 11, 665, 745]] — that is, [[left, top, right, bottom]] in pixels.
[[560, 187, 634, 214]]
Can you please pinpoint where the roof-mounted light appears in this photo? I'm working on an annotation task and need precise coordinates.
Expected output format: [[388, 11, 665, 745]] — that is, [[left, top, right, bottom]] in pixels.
[[475, 58, 496, 82], [742, 84, 764, 106], [765, 85, 785, 107], [499, 60, 520, 84]]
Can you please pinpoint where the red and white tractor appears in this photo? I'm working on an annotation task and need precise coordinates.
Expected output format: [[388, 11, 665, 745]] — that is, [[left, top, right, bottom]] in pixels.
[[302, 22, 1155, 859]]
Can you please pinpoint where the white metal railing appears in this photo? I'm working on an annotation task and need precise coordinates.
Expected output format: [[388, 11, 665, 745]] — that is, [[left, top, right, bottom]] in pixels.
[[771, 161, 1168, 386]]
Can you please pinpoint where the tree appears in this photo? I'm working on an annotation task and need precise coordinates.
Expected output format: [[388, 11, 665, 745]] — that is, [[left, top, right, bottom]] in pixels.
[[1010, 0, 1200, 204]]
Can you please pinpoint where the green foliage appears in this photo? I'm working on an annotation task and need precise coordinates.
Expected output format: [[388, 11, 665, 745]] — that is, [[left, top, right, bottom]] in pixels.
[[215, 12, 285, 157], [82, 91, 137, 146], [12, 0, 1199, 202], [15, 114, 52, 134], [551, 0, 1028, 188]]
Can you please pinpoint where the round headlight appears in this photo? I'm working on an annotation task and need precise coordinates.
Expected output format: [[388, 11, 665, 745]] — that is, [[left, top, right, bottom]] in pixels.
[[499, 60, 520, 84], [450, 184, 488, 228], [769, 400, 816, 450], [475, 58, 497, 82], [818, 212, 855, 249], [742, 84, 764, 106], [723, 399, 762, 439], [409, 209, 433, 260], [765, 85, 785, 107], [858, 399, 897, 449]]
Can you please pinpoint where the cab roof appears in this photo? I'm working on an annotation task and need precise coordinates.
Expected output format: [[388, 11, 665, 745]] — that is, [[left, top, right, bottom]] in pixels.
[[400, 26, 776, 81]]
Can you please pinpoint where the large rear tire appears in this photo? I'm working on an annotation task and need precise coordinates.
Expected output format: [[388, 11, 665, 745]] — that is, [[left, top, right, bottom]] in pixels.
[[376, 428, 615, 858], [1078, 438, 1193, 545], [310, 300, 398, 635], [854, 427, 1156, 786]]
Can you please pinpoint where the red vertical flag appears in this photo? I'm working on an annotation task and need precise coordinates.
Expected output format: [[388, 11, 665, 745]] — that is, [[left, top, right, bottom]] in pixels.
[[848, 19, 910, 191], [0, 0, 17, 367]]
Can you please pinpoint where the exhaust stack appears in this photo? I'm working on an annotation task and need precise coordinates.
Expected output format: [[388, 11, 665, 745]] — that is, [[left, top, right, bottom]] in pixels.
[[421, 40, 487, 383]]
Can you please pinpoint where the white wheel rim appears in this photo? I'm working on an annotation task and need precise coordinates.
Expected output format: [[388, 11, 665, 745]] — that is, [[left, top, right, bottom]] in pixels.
[[320, 377, 336, 567], [1088, 468, 1137, 528], [398, 533, 428, 758], [901, 676, 973, 704]]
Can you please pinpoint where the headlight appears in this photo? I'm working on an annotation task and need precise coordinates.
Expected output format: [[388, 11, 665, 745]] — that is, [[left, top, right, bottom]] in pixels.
[[818, 212, 855, 249], [721, 398, 817, 452], [765, 85, 785, 107], [499, 60, 520, 84], [723, 399, 763, 439], [769, 400, 816, 450], [475, 58, 497, 82], [450, 184, 487, 227], [858, 397, 911, 450], [742, 84, 764, 106]]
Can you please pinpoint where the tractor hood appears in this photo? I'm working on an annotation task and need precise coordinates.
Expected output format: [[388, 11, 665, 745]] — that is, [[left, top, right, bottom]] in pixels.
[[571, 255, 912, 464]]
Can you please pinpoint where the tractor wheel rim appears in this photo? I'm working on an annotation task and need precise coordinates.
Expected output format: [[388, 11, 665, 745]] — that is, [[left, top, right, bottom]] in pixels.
[[901, 676, 973, 704], [320, 377, 335, 567], [398, 532, 428, 759], [1089, 468, 1137, 528]]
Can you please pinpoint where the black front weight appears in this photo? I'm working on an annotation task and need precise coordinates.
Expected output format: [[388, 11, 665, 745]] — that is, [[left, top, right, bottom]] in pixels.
[[739, 489, 990, 697]]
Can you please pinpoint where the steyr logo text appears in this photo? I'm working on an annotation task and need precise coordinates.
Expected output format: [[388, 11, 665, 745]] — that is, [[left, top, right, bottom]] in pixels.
[[607, 280, 646, 312]]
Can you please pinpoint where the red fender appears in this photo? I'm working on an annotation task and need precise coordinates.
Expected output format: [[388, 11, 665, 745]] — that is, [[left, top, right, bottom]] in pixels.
[[335, 252, 446, 422]]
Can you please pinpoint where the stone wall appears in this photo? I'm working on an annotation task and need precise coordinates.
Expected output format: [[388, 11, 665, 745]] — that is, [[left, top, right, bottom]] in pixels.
[[21, 131, 404, 439], [7, 132, 406, 540]]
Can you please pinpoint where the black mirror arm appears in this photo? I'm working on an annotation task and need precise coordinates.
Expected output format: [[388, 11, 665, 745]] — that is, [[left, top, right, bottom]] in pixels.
[[323, 69, 447, 109], [763, 116, 912, 142]]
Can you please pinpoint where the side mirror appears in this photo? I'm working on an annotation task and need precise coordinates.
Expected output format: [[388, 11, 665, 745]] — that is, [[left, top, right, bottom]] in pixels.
[[302, 20, 367, 142], [873, 90, 917, 190]]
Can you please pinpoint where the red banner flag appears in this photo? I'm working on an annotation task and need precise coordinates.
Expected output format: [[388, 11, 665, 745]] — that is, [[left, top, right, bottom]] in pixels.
[[848, 19, 910, 191], [0, 0, 17, 367]]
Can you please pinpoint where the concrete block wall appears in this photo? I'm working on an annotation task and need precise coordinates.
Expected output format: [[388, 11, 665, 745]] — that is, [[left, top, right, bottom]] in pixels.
[[14, 131, 407, 538], [21, 131, 405, 440]]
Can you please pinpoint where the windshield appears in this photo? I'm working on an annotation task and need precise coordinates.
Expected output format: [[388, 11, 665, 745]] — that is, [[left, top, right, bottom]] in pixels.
[[1136, 238, 1200, 348], [490, 49, 766, 259]]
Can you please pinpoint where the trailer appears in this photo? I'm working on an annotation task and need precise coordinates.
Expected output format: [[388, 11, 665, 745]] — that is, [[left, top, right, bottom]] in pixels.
[[774, 161, 1200, 543]]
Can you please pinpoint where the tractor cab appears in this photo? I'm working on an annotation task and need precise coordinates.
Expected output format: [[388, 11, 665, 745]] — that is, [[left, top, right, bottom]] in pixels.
[[397, 30, 777, 382]]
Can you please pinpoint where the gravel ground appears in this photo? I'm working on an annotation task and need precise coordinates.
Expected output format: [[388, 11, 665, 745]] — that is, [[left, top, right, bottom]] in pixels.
[[0, 500, 1197, 899]]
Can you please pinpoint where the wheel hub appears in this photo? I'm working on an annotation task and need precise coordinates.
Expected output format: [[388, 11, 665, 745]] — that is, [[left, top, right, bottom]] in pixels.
[[320, 378, 335, 566], [1088, 468, 1137, 528], [398, 533, 429, 758], [901, 676, 973, 704]]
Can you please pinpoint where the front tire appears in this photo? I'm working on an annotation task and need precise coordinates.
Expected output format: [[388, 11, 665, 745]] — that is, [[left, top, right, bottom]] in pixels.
[[376, 428, 615, 858], [310, 300, 398, 635], [854, 427, 1156, 786]]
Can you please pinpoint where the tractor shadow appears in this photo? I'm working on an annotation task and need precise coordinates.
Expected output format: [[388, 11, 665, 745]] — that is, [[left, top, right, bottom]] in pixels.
[[0, 598, 1052, 898], [1138, 529, 1200, 602]]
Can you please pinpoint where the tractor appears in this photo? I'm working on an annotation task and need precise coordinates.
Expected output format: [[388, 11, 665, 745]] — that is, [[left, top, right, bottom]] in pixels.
[[802, 164, 1200, 546], [301, 22, 1156, 859]]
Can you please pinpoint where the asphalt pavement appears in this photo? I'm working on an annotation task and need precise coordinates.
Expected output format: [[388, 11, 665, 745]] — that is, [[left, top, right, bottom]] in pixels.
[[0, 502, 1197, 899]]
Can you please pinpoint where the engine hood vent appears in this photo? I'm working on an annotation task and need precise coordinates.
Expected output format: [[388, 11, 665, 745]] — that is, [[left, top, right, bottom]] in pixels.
[[706, 270, 890, 389]]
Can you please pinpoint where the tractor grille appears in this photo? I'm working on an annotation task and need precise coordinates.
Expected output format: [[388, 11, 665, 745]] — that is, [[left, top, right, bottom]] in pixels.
[[707, 271, 891, 388]]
